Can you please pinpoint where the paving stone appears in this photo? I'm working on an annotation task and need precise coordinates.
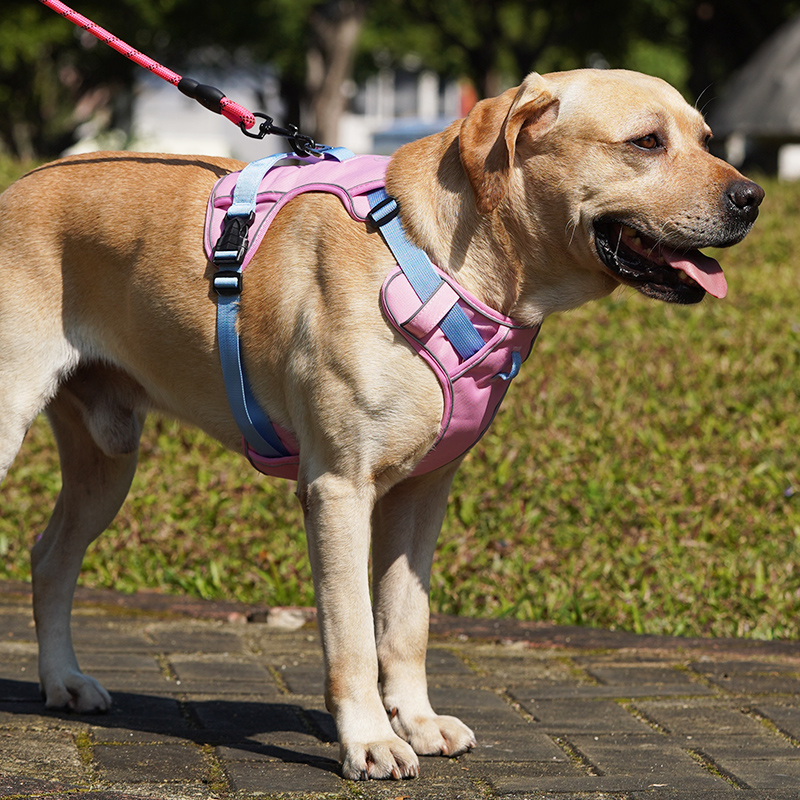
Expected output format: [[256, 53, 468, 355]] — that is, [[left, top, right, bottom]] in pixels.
[[0, 703, 95, 733], [470, 654, 577, 685], [585, 664, 699, 687], [99, 673, 182, 694], [628, 792, 799, 800], [79, 653, 162, 672], [513, 682, 715, 700], [0, 776, 145, 800], [278, 663, 325, 695], [216, 741, 337, 764], [712, 756, 800, 789], [106, 691, 186, 721], [90, 726, 199, 746], [0, 657, 37, 683], [490, 771, 694, 794], [696, 734, 800, 759], [302, 705, 337, 741], [426, 647, 474, 675], [754, 703, 800, 738], [169, 657, 280, 696], [0, 729, 88, 783], [144, 627, 245, 654], [568, 732, 729, 784], [692, 660, 800, 677], [429, 686, 511, 711], [704, 675, 800, 695], [521, 697, 654, 734], [72, 629, 156, 653], [92, 742, 207, 783], [634, 700, 770, 735], [466, 727, 568, 763], [189, 697, 326, 747], [170, 656, 269, 682], [225, 759, 342, 794], [0, 678, 41, 703]]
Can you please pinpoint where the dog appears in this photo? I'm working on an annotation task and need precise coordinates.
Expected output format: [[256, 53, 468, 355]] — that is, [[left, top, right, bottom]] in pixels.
[[0, 69, 763, 780]]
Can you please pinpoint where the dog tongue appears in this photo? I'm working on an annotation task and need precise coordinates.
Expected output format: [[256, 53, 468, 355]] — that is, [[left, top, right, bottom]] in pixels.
[[661, 247, 727, 299]]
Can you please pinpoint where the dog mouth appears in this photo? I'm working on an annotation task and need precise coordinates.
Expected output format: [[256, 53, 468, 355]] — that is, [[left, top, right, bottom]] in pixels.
[[593, 221, 727, 304]]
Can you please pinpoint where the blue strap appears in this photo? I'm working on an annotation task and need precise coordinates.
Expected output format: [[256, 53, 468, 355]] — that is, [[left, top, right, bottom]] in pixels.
[[367, 189, 484, 360], [214, 147, 354, 458], [216, 292, 289, 457]]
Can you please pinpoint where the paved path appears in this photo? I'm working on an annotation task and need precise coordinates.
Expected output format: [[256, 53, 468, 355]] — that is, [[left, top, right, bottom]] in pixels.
[[1, 581, 800, 799]]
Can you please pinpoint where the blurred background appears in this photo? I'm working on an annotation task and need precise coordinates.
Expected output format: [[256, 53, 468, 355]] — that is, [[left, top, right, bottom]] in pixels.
[[2, 0, 800, 170]]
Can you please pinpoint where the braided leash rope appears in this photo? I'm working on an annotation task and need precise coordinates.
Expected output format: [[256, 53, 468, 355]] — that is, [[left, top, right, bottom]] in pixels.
[[39, 0, 319, 153]]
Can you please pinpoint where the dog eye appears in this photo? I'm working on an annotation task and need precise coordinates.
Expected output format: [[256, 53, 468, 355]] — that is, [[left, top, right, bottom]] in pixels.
[[631, 134, 662, 151]]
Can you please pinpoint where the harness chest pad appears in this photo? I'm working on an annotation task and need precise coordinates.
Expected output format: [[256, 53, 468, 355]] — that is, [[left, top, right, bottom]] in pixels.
[[203, 154, 540, 480], [204, 154, 390, 267]]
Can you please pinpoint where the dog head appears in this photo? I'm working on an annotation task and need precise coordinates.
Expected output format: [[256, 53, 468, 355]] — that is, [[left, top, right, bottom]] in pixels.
[[459, 69, 764, 307]]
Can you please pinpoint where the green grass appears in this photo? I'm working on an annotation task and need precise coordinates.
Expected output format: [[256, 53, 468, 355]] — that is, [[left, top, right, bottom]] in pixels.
[[2, 159, 799, 640]]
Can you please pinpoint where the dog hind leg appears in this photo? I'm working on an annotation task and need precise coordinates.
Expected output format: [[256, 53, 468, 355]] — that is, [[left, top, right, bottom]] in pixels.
[[32, 365, 145, 712], [372, 464, 477, 757]]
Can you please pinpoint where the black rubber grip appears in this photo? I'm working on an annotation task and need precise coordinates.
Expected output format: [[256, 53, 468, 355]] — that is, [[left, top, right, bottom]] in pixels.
[[177, 77, 225, 114]]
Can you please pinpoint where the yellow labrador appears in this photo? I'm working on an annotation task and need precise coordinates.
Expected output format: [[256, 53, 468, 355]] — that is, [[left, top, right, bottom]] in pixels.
[[0, 69, 762, 780]]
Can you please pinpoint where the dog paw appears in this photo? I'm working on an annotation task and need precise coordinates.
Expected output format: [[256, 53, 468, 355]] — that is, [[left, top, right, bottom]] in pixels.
[[340, 737, 420, 780], [41, 671, 112, 714], [391, 711, 476, 757]]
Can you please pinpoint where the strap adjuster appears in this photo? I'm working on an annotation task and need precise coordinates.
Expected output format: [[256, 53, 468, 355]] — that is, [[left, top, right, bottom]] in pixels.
[[366, 195, 400, 228], [213, 270, 243, 296]]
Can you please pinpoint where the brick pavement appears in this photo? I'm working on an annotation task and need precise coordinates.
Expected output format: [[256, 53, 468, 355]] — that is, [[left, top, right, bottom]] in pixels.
[[1, 581, 800, 799]]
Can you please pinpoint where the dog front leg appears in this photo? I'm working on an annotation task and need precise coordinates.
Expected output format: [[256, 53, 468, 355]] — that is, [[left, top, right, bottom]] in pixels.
[[301, 472, 419, 780], [372, 465, 477, 758]]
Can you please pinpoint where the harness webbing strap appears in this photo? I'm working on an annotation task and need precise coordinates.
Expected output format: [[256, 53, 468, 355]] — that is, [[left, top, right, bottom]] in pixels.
[[213, 147, 354, 458], [216, 293, 289, 457], [366, 189, 485, 360]]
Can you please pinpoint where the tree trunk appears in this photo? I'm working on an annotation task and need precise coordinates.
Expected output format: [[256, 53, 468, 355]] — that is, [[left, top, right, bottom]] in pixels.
[[306, 0, 366, 146]]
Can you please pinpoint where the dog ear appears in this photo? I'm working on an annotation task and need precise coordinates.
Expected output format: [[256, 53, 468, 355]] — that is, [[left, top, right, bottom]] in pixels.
[[459, 73, 559, 214]]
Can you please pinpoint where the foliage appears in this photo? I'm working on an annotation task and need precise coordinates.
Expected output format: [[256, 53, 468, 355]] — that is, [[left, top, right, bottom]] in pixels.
[[3, 1, 800, 157], [1, 157, 798, 640]]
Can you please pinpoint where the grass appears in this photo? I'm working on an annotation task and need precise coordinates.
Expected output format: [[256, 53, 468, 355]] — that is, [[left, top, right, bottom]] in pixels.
[[1, 158, 799, 640]]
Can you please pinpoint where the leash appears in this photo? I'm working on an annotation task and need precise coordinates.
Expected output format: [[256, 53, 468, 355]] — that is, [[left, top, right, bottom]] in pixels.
[[38, 0, 320, 156]]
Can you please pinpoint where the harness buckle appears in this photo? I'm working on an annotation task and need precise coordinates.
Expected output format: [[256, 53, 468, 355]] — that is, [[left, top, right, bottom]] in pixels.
[[213, 270, 243, 296], [212, 212, 254, 266], [367, 195, 400, 228]]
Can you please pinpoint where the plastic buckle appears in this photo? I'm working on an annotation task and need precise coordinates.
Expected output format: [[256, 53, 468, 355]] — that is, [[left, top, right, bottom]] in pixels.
[[213, 270, 243, 296], [367, 196, 400, 229], [212, 212, 254, 266]]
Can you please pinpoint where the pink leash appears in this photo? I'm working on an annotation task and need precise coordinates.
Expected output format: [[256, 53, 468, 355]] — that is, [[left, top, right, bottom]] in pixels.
[[39, 0, 318, 155]]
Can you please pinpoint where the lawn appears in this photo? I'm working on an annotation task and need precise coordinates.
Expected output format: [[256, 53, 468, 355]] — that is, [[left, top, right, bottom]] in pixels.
[[1, 159, 799, 640]]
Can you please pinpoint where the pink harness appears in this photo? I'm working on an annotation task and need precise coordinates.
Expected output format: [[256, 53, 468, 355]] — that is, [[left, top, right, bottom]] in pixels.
[[204, 154, 540, 480]]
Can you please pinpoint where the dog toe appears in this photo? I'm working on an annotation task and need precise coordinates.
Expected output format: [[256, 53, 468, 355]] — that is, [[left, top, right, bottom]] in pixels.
[[341, 738, 419, 780]]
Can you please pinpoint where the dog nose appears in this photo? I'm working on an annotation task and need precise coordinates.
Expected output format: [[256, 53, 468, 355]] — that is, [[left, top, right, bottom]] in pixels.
[[726, 179, 765, 223]]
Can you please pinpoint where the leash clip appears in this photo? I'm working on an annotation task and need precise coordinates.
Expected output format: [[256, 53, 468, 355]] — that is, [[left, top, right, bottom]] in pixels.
[[239, 113, 319, 157]]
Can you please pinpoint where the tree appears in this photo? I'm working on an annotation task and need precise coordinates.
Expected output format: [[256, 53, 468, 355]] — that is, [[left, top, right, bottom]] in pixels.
[[360, 0, 800, 104], [3, 0, 800, 159]]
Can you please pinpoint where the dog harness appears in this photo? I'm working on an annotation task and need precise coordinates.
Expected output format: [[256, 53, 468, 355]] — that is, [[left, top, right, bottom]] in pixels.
[[204, 148, 540, 480]]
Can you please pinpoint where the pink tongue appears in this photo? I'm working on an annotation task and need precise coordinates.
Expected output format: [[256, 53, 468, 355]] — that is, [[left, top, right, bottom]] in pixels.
[[661, 248, 727, 299]]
